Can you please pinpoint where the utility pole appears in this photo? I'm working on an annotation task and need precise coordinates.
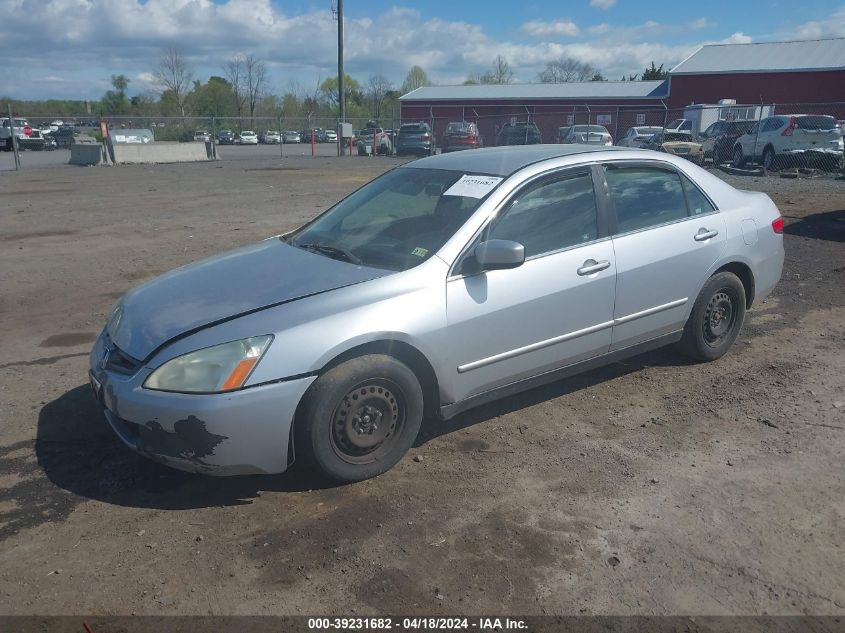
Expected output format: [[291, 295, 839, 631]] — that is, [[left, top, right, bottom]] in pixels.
[[333, 0, 345, 153]]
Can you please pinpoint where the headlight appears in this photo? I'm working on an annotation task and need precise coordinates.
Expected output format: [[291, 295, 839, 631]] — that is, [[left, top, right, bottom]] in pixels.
[[144, 335, 273, 394]]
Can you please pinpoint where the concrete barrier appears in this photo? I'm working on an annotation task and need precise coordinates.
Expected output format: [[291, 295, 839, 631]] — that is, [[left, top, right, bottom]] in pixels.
[[69, 144, 107, 166], [111, 142, 214, 165]]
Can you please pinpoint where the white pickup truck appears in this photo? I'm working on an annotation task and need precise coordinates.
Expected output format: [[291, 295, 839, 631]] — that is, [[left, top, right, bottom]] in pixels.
[[1, 117, 47, 151]]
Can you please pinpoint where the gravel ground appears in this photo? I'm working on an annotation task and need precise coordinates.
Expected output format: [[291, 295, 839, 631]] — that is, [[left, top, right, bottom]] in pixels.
[[0, 156, 843, 616]]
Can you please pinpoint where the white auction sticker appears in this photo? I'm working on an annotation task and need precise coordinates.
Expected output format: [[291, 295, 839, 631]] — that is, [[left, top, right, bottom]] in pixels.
[[443, 174, 503, 199]]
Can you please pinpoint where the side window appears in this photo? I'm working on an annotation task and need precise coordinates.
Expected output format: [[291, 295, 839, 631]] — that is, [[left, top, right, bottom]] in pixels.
[[605, 165, 687, 233], [680, 173, 716, 216], [489, 171, 598, 258]]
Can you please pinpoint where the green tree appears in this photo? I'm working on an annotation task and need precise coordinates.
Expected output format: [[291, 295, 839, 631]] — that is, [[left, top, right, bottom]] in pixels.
[[319, 74, 362, 110], [101, 74, 130, 114], [401, 65, 430, 94], [191, 76, 236, 117], [641, 62, 669, 80]]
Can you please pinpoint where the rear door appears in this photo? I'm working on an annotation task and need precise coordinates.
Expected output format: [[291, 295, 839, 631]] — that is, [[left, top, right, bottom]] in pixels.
[[600, 162, 726, 350]]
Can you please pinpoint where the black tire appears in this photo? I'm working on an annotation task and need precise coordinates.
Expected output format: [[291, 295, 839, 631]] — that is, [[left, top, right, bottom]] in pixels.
[[296, 354, 424, 482], [732, 145, 745, 168], [762, 146, 776, 171], [677, 272, 746, 362]]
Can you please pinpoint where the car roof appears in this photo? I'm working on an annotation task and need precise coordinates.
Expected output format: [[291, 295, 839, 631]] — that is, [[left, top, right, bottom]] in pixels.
[[403, 145, 628, 177]]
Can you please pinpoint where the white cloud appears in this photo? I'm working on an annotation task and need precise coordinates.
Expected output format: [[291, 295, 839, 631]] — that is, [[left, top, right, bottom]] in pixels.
[[714, 32, 753, 44], [522, 19, 580, 37], [790, 5, 845, 39], [688, 18, 716, 30], [589, 0, 616, 10]]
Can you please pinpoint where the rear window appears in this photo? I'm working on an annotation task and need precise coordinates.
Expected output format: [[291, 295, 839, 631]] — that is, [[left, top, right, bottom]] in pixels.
[[400, 124, 428, 132], [796, 116, 836, 130], [572, 125, 608, 133], [446, 122, 474, 133]]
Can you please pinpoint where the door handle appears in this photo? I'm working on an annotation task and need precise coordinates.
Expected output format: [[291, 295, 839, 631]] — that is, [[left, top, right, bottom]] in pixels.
[[694, 228, 719, 241], [577, 259, 611, 276]]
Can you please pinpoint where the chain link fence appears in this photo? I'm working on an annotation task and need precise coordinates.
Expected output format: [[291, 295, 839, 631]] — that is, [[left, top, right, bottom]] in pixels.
[[7, 102, 845, 173]]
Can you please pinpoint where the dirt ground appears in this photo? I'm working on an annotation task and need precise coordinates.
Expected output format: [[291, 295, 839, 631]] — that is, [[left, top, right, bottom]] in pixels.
[[0, 155, 843, 616]]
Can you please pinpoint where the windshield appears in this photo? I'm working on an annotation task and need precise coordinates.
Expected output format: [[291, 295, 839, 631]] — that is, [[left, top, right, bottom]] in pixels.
[[286, 168, 499, 272], [636, 127, 662, 135]]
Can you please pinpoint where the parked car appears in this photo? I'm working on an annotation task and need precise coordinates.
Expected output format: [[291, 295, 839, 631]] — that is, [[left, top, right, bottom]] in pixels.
[[617, 126, 663, 148], [48, 124, 77, 149], [356, 127, 392, 155], [282, 130, 301, 144], [89, 145, 783, 482], [563, 125, 613, 146], [442, 121, 483, 152], [300, 128, 322, 143], [260, 131, 281, 144], [732, 114, 844, 170], [238, 130, 258, 145], [496, 121, 542, 146], [698, 120, 755, 165], [321, 129, 338, 143], [645, 131, 704, 165], [217, 130, 235, 145], [556, 126, 572, 144], [193, 131, 211, 142], [1, 117, 46, 151], [395, 122, 435, 157], [665, 118, 693, 133]]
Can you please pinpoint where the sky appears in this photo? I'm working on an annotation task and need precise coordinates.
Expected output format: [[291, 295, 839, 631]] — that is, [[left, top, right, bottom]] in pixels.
[[1, 0, 844, 101]]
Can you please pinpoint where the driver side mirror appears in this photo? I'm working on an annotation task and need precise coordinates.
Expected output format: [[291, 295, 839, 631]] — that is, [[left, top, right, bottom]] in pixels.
[[471, 239, 525, 272]]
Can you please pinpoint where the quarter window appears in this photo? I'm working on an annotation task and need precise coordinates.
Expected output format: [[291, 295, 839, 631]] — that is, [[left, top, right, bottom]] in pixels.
[[605, 166, 687, 233], [489, 172, 598, 258], [680, 173, 716, 215]]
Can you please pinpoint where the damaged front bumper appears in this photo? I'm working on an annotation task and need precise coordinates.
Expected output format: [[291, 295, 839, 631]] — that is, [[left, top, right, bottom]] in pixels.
[[89, 330, 315, 475]]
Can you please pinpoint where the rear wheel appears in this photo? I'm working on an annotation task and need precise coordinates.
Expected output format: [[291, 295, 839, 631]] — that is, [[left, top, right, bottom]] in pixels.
[[677, 272, 746, 362], [731, 146, 745, 167], [296, 354, 424, 482]]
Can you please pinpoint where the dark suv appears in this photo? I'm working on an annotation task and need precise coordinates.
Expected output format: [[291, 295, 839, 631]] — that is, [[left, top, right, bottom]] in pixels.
[[699, 120, 755, 164], [217, 129, 235, 145], [442, 121, 482, 153], [496, 121, 542, 146], [395, 122, 434, 156]]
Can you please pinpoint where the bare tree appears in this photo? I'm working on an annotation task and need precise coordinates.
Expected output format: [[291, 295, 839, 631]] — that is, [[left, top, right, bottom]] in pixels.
[[224, 56, 247, 118], [486, 56, 513, 84], [366, 74, 393, 120], [244, 54, 267, 123], [537, 57, 599, 83], [153, 45, 194, 116]]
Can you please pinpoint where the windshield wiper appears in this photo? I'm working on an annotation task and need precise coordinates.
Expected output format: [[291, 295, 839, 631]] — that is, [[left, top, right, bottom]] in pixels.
[[295, 242, 363, 266]]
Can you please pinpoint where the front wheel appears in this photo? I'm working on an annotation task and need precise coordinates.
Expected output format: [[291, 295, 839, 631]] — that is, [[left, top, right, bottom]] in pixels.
[[677, 272, 746, 362], [762, 146, 776, 171], [296, 354, 424, 482], [732, 146, 745, 168]]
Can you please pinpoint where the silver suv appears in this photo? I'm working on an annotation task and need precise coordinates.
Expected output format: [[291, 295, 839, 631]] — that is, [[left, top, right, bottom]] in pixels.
[[733, 114, 844, 170]]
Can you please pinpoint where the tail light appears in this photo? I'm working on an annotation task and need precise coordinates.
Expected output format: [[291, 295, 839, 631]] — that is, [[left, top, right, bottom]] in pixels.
[[771, 217, 784, 234], [781, 116, 795, 136], [422, 133, 430, 140]]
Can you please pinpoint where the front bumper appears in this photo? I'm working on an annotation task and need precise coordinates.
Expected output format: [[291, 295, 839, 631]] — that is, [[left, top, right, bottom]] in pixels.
[[89, 331, 315, 475], [396, 141, 432, 154]]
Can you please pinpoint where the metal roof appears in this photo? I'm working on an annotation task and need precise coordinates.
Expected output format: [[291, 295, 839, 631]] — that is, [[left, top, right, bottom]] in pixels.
[[671, 37, 845, 75], [401, 145, 630, 177], [399, 81, 669, 102]]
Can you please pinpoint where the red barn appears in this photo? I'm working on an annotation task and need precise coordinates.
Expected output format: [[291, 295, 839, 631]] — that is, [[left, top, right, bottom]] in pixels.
[[668, 37, 845, 108], [398, 81, 670, 146]]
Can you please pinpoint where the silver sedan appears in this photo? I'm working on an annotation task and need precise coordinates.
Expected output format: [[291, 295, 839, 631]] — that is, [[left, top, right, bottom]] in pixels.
[[89, 145, 784, 481]]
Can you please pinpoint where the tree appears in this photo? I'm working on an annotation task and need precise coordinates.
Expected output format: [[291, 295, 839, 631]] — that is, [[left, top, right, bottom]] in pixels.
[[101, 74, 130, 113], [224, 56, 248, 118], [191, 76, 236, 118], [590, 72, 605, 81], [401, 65, 430, 94], [319, 74, 362, 110], [153, 46, 194, 117], [641, 62, 669, 80], [537, 57, 599, 83], [366, 74, 393, 120], [485, 56, 513, 84], [243, 54, 267, 122]]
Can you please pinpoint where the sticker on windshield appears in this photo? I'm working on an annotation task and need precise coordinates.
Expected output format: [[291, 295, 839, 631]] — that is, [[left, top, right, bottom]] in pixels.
[[411, 247, 429, 258], [443, 174, 503, 199]]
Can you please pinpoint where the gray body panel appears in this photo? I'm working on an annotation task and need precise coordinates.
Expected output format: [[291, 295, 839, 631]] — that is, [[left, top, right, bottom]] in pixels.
[[92, 146, 784, 475]]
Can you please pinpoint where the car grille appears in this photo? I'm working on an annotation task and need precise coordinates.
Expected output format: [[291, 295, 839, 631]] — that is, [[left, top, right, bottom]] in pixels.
[[103, 335, 143, 375]]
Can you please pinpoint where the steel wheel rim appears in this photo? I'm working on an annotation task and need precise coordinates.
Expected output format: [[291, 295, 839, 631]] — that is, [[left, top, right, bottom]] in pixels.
[[702, 289, 736, 347], [329, 379, 405, 465]]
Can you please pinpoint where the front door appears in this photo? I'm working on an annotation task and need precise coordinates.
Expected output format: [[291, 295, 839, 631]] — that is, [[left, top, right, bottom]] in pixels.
[[445, 167, 617, 404]]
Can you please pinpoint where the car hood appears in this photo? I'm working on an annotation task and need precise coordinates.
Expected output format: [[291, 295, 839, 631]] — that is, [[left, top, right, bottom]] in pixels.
[[110, 239, 392, 361]]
